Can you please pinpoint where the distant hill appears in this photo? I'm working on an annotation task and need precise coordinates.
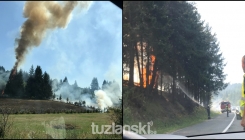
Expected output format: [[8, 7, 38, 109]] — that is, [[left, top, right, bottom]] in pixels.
[[211, 83, 241, 107]]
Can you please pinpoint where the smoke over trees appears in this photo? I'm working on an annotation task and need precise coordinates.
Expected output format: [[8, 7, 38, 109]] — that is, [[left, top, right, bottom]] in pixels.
[[0, 67, 9, 95], [0, 64, 121, 110], [53, 76, 121, 110], [3, 65, 53, 99]]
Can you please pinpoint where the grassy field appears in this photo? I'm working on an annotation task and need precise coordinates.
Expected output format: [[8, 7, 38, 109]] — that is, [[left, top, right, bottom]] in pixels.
[[3, 113, 121, 139]]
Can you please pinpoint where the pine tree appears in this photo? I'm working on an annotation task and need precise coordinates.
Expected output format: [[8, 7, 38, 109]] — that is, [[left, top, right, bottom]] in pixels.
[[4, 69, 24, 98], [59, 94, 62, 102], [43, 72, 53, 99], [34, 66, 43, 99], [102, 80, 108, 90], [29, 65, 34, 77], [74, 80, 78, 88], [25, 65, 36, 98], [52, 93, 56, 100], [82, 100, 86, 106], [90, 77, 99, 98], [63, 77, 68, 83]]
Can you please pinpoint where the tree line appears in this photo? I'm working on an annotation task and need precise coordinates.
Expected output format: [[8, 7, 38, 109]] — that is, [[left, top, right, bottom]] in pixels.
[[123, 1, 228, 105], [0, 65, 121, 103], [4, 65, 53, 99]]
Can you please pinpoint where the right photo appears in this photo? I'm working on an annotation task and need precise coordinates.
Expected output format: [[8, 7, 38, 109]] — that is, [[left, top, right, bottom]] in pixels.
[[123, 1, 245, 139]]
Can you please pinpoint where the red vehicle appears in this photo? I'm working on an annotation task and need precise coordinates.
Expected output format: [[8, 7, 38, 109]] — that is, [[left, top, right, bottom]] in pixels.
[[220, 101, 231, 113]]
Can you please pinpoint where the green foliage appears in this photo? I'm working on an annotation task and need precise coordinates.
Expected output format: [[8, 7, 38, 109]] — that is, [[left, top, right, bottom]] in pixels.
[[63, 76, 68, 84], [4, 69, 25, 98], [123, 1, 228, 105], [90, 77, 99, 98], [214, 83, 241, 106], [42, 72, 53, 100], [109, 98, 122, 126], [24, 66, 53, 100]]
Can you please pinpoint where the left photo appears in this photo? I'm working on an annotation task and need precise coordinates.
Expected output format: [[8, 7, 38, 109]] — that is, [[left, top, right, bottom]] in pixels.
[[0, 1, 122, 139]]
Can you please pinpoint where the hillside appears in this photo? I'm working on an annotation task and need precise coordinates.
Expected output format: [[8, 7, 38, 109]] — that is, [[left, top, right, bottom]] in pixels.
[[123, 84, 219, 134], [0, 98, 90, 114], [212, 83, 241, 107]]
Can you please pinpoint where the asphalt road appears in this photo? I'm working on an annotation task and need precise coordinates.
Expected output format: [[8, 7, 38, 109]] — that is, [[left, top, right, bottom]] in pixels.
[[169, 111, 244, 136]]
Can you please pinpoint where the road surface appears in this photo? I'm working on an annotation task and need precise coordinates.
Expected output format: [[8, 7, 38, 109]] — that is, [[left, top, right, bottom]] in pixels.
[[170, 111, 243, 136]]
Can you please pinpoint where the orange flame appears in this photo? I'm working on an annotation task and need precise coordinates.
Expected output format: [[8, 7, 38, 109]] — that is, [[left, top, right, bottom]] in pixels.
[[9, 68, 17, 81], [122, 42, 158, 88], [134, 54, 155, 88]]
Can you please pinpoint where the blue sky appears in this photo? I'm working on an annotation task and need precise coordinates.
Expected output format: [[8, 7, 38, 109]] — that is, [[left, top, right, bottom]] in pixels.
[[0, 1, 122, 90]]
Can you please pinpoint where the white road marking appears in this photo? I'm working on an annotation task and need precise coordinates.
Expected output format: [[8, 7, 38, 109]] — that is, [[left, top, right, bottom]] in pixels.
[[222, 112, 236, 133]]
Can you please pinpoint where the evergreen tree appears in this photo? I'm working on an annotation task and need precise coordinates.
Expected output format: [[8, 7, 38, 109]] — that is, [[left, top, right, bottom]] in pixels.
[[82, 100, 86, 106], [74, 80, 78, 88], [34, 66, 43, 99], [52, 93, 56, 100], [43, 72, 53, 99], [29, 65, 34, 77], [0, 66, 5, 72], [90, 77, 99, 98], [102, 80, 108, 90], [26, 65, 36, 99], [4, 69, 24, 98], [59, 94, 62, 101], [16, 69, 25, 98], [63, 77, 68, 83], [123, 1, 228, 105]]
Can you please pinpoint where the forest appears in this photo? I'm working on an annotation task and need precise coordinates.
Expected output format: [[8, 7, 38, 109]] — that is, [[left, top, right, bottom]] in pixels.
[[123, 1, 228, 106], [0, 65, 121, 106]]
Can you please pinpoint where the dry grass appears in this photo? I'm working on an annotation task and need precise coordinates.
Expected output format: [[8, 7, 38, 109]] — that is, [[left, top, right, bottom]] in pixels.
[[0, 98, 86, 114]]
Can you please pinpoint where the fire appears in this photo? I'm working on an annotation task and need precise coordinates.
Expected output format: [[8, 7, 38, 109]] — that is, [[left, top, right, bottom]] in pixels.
[[123, 74, 129, 81], [141, 55, 155, 88], [122, 41, 158, 88], [9, 68, 17, 81], [151, 55, 155, 63], [131, 54, 155, 88]]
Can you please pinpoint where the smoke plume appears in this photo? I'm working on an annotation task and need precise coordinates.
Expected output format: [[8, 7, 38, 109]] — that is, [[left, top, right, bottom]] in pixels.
[[0, 69, 10, 90], [94, 90, 113, 110], [95, 81, 122, 110], [13, 1, 92, 71], [51, 79, 121, 110]]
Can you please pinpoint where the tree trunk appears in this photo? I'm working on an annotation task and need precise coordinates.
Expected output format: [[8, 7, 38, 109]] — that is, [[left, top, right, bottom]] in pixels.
[[149, 57, 158, 94], [140, 37, 144, 88], [128, 41, 135, 87], [172, 72, 176, 102], [146, 42, 150, 93], [135, 42, 142, 89], [127, 5, 134, 87], [161, 70, 163, 96]]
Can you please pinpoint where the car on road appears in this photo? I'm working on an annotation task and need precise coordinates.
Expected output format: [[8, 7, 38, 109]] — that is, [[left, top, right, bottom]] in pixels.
[[236, 106, 242, 120]]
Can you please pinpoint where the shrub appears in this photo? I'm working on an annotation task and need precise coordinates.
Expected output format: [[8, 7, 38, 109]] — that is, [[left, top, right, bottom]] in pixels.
[[0, 107, 13, 138]]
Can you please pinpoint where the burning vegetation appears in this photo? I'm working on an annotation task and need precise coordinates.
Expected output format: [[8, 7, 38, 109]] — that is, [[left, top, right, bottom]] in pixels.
[[123, 41, 158, 89]]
